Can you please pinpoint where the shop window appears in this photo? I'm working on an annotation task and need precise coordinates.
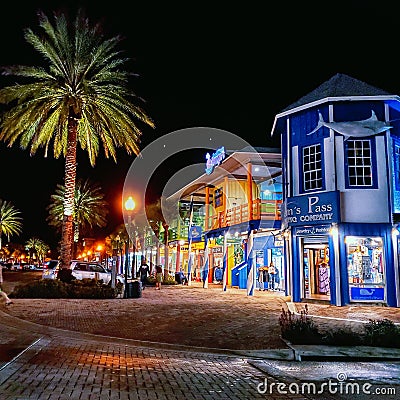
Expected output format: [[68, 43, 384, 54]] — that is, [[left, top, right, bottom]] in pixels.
[[346, 140, 372, 187], [346, 236, 385, 302], [302, 144, 322, 191]]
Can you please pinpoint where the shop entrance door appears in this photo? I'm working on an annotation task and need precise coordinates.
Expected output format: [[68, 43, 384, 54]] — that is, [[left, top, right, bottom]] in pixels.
[[302, 239, 330, 301]]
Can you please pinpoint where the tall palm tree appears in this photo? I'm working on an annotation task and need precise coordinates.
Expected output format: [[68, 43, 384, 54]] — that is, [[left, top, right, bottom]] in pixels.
[[0, 9, 154, 274], [25, 237, 49, 265], [36, 240, 50, 264], [0, 199, 23, 249], [47, 178, 108, 256]]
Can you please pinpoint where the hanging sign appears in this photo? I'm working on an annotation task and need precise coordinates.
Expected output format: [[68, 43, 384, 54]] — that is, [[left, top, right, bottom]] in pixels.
[[188, 226, 202, 242]]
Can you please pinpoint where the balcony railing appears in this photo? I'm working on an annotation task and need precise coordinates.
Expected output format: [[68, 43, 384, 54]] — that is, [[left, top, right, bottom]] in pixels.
[[206, 199, 281, 230], [156, 199, 281, 243]]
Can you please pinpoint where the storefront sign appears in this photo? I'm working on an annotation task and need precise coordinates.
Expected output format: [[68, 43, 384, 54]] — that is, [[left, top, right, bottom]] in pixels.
[[205, 146, 225, 175], [282, 191, 340, 227], [212, 247, 223, 254], [188, 226, 202, 242], [294, 225, 332, 236], [350, 287, 385, 301]]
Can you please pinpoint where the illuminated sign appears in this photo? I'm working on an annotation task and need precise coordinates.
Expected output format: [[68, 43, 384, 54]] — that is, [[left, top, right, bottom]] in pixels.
[[350, 287, 384, 301], [188, 226, 202, 242], [205, 146, 225, 175], [282, 191, 340, 227]]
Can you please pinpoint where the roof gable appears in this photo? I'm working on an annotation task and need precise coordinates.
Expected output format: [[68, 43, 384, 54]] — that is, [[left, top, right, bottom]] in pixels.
[[282, 73, 392, 112]]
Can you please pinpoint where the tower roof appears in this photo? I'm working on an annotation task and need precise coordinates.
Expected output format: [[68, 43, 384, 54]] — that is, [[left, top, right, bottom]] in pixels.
[[282, 73, 392, 112]]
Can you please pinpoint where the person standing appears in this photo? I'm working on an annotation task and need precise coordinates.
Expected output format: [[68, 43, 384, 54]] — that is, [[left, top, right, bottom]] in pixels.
[[138, 258, 150, 290], [0, 263, 13, 305], [268, 262, 276, 290], [258, 267, 264, 291], [155, 265, 163, 290]]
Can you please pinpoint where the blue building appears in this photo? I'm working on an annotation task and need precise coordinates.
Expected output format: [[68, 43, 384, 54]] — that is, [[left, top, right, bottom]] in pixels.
[[271, 73, 400, 307]]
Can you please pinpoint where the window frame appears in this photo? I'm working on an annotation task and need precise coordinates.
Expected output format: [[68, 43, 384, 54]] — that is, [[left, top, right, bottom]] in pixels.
[[301, 143, 324, 192], [344, 138, 377, 189]]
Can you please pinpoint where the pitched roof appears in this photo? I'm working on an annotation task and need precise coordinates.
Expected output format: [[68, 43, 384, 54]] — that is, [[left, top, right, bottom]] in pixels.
[[282, 73, 392, 112]]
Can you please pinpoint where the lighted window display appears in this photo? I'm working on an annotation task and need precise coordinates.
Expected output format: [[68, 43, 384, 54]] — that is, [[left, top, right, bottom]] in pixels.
[[346, 236, 385, 302]]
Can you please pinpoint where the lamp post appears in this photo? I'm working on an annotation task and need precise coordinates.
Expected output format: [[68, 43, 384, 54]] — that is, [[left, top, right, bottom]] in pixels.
[[124, 196, 136, 298], [111, 234, 121, 289]]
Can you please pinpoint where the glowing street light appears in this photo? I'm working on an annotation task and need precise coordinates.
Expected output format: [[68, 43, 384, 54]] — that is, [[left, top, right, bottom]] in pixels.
[[125, 196, 135, 212], [124, 196, 136, 297]]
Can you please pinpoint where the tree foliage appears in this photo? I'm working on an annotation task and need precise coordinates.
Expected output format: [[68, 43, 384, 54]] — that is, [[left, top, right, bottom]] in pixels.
[[0, 9, 154, 270]]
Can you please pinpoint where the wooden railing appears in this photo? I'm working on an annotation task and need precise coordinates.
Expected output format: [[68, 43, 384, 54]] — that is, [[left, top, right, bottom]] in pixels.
[[206, 199, 281, 230]]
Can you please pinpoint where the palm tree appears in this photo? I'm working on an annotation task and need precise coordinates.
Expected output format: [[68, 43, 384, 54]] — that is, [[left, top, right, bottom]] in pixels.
[[25, 237, 50, 265], [36, 240, 50, 264], [0, 9, 154, 275], [25, 237, 41, 263], [0, 200, 23, 249], [47, 178, 109, 257]]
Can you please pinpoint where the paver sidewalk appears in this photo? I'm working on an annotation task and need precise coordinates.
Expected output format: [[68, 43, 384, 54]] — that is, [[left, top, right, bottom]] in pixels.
[[2, 282, 400, 353]]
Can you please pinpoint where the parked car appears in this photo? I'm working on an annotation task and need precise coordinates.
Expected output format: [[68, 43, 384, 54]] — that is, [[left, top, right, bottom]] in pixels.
[[42, 260, 60, 270], [42, 260, 124, 284], [10, 263, 23, 271], [23, 264, 38, 270]]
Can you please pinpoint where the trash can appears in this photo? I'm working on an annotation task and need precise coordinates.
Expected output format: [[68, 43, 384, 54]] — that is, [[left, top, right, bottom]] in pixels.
[[125, 280, 142, 298], [131, 280, 142, 298]]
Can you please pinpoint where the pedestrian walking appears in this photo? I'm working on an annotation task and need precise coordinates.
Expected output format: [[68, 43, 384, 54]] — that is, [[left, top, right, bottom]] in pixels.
[[155, 265, 163, 290], [0, 263, 13, 305], [138, 258, 150, 290]]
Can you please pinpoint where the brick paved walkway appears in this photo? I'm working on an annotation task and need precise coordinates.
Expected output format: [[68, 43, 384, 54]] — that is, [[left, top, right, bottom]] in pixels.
[[1, 280, 400, 399], [4, 284, 289, 350], [0, 331, 324, 400], [2, 282, 400, 350]]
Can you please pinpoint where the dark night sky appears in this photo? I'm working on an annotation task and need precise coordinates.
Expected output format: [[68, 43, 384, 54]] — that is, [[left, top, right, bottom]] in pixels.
[[0, 0, 398, 250]]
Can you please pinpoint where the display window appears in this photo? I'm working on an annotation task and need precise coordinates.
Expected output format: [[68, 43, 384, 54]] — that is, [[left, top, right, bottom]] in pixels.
[[346, 236, 385, 302], [302, 242, 330, 300]]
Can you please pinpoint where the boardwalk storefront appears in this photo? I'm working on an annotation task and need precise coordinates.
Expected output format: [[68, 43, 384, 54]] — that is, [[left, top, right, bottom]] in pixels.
[[273, 73, 400, 307]]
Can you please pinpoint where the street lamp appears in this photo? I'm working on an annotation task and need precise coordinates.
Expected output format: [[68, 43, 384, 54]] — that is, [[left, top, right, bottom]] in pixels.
[[124, 196, 136, 298], [111, 234, 121, 289]]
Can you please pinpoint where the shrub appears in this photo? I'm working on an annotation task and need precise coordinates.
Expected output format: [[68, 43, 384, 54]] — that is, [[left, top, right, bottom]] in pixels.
[[279, 304, 322, 344], [322, 327, 362, 346], [147, 274, 177, 285], [278, 307, 400, 348], [10, 279, 70, 298], [362, 318, 400, 348], [163, 275, 178, 285], [10, 278, 119, 299]]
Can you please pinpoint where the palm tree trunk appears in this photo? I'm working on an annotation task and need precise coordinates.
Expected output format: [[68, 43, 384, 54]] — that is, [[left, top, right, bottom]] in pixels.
[[59, 114, 78, 273]]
